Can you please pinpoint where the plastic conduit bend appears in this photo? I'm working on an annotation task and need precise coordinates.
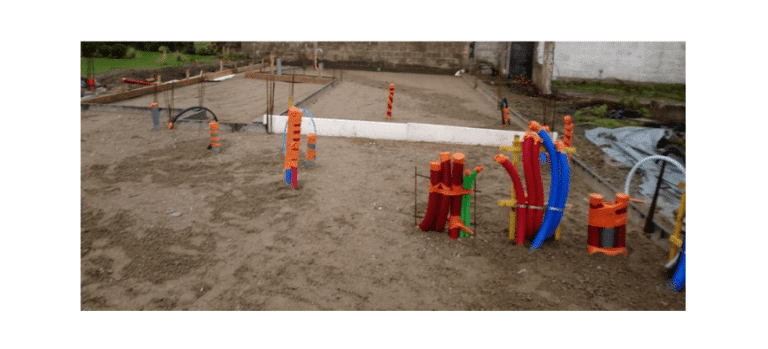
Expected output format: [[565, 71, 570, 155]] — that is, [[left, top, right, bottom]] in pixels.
[[532, 137, 545, 232], [548, 142, 571, 238], [418, 162, 443, 232], [448, 153, 466, 240], [170, 106, 219, 127], [495, 154, 528, 246], [460, 166, 483, 235], [434, 152, 453, 232], [526, 124, 545, 233], [623, 155, 686, 196], [522, 132, 538, 238], [530, 122, 561, 251]]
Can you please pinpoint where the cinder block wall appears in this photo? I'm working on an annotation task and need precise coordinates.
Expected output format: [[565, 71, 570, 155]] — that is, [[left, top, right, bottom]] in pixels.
[[553, 42, 686, 84], [241, 41, 469, 74]]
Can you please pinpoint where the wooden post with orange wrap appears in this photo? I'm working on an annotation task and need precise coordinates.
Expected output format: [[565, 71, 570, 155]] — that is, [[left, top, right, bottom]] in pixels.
[[306, 133, 317, 167], [386, 83, 395, 120], [150, 102, 161, 131], [284, 106, 302, 190], [587, 193, 629, 256], [563, 115, 574, 162], [448, 153, 467, 240], [209, 121, 220, 152]]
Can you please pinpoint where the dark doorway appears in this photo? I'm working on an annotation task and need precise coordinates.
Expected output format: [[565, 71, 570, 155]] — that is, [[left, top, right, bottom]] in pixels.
[[508, 42, 535, 79]]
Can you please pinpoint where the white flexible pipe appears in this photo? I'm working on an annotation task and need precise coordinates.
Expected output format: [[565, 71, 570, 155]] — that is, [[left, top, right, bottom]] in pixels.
[[623, 155, 686, 195]]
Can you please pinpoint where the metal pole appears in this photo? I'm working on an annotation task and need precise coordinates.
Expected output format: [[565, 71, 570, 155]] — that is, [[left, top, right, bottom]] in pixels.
[[474, 174, 477, 235], [414, 166, 418, 227], [644, 149, 674, 236]]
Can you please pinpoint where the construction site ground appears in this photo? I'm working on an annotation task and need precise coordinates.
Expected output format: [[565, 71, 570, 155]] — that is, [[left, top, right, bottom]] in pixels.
[[81, 68, 685, 310]]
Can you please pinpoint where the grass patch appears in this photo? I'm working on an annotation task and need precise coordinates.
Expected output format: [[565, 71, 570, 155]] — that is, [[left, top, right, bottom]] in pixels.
[[619, 96, 652, 118], [573, 110, 583, 122], [588, 104, 608, 118], [582, 119, 642, 128], [553, 80, 685, 102], [572, 103, 644, 129], [81, 50, 220, 76]]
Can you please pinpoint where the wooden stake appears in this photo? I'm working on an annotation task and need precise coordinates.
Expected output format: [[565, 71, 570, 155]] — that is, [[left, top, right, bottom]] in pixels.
[[220, 60, 224, 72], [186, 69, 190, 79]]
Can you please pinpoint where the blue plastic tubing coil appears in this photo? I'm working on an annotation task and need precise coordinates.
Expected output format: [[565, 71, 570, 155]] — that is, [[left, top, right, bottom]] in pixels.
[[530, 129, 560, 251]]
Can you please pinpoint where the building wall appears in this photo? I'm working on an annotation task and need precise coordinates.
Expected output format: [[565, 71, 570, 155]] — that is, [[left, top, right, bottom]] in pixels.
[[472, 41, 508, 74], [553, 42, 686, 84], [240, 41, 469, 73]]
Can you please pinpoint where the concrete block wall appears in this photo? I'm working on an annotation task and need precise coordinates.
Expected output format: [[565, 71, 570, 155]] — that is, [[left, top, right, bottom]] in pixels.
[[553, 42, 686, 84], [472, 41, 507, 73], [241, 42, 469, 73]]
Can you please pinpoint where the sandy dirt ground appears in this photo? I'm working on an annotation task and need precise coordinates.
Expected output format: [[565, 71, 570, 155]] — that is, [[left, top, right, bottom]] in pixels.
[[300, 70, 502, 129], [81, 70, 685, 310]]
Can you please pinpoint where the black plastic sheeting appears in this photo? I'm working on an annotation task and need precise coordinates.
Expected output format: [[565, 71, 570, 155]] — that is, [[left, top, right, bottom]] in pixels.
[[585, 127, 685, 204]]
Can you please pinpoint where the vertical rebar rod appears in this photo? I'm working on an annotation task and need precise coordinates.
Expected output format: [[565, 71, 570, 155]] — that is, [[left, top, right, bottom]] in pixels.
[[644, 149, 674, 237], [168, 82, 174, 123], [272, 79, 276, 115], [414, 166, 418, 227], [290, 74, 295, 107], [474, 173, 477, 235]]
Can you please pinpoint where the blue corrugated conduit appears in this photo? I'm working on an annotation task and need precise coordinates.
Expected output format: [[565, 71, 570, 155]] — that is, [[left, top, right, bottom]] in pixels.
[[530, 128, 561, 252], [547, 149, 571, 238]]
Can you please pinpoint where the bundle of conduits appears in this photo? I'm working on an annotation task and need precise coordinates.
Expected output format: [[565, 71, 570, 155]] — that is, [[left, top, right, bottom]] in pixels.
[[418, 152, 481, 239], [495, 121, 572, 250]]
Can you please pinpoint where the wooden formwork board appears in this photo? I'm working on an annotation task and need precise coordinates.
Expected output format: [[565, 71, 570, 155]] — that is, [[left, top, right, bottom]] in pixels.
[[82, 68, 251, 105], [245, 72, 334, 85]]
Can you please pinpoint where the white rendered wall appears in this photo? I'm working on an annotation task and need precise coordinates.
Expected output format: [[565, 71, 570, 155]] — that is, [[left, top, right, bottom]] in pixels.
[[553, 42, 685, 84], [267, 115, 557, 146]]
